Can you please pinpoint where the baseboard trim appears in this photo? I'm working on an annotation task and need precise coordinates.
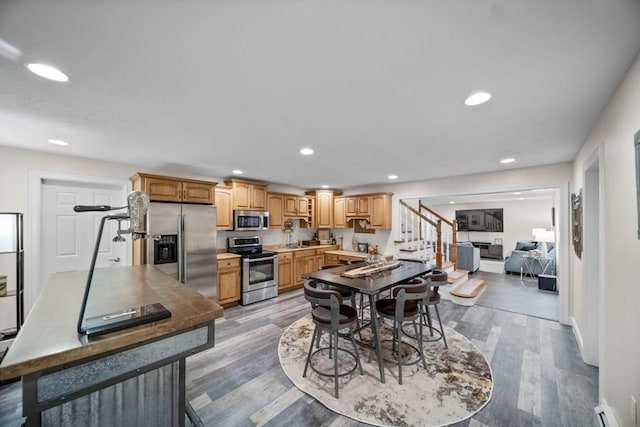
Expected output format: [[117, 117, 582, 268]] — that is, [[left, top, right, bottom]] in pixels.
[[570, 316, 585, 356], [595, 398, 620, 427]]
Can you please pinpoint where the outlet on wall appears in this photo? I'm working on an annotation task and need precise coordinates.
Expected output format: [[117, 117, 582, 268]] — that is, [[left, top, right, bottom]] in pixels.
[[632, 395, 637, 425]]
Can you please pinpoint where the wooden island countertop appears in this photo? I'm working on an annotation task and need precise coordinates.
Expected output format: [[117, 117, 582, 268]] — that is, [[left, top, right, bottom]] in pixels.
[[0, 265, 223, 381]]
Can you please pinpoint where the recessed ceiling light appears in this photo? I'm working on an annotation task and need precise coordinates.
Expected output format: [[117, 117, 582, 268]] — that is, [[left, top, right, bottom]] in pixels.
[[388, 175, 398, 180], [300, 148, 314, 156], [48, 139, 69, 146], [321, 185, 329, 189], [26, 63, 69, 82], [514, 191, 522, 195], [449, 201, 455, 204], [464, 92, 491, 106], [500, 158, 516, 164], [232, 169, 243, 175], [518, 197, 525, 200]]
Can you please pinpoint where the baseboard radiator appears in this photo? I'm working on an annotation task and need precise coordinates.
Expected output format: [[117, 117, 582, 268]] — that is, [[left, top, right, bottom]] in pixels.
[[595, 404, 620, 427]]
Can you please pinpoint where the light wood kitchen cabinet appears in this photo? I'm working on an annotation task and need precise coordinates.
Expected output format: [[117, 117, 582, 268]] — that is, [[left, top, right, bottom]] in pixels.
[[267, 193, 284, 228], [217, 257, 241, 306], [215, 186, 233, 230], [325, 253, 339, 265], [333, 196, 347, 228], [224, 179, 268, 210], [277, 252, 295, 292], [370, 193, 392, 229], [345, 195, 370, 217], [293, 249, 316, 285], [284, 195, 309, 217], [131, 173, 216, 204], [306, 190, 341, 229]]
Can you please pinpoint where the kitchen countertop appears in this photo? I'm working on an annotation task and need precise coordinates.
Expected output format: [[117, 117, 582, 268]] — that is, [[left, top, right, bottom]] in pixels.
[[265, 244, 340, 253], [216, 252, 241, 260]]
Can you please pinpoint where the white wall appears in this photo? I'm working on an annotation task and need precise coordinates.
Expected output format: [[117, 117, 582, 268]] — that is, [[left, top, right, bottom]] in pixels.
[[571, 52, 640, 426], [429, 198, 554, 257]]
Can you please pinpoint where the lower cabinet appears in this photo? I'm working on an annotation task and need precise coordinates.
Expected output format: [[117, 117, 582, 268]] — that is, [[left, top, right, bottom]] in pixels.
[[217, 257, 241, 305], [278, 252, 295, 292], [294, 249, 316, 286]]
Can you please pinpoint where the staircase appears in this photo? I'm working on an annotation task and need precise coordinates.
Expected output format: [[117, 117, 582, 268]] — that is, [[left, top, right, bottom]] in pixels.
[[395, 200, 486, 306]]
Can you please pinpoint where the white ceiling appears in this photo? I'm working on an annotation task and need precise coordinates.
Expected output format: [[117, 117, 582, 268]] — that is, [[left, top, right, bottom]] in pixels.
[[1, 1, 639, 190]]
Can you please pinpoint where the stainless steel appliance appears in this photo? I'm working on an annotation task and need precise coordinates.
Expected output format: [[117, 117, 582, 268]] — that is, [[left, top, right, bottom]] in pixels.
[[233, 210, 269, 231], [227, 236, 278, 305], [146, 202, 217, 299]]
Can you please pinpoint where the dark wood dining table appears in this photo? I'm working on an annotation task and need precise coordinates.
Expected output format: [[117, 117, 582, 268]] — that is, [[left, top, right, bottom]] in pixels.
[[305, 260, 435, 383]]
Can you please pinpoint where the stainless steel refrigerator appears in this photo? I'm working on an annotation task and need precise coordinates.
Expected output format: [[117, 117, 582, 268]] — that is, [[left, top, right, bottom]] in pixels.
[[146, 202, 217, 299]]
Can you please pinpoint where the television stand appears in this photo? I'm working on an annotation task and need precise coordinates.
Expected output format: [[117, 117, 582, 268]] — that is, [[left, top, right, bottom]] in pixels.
[[471, 241, 503, 260]]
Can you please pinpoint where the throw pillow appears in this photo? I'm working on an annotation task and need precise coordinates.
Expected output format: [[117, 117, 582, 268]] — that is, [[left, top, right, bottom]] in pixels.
[[515, 240, 537, 251]]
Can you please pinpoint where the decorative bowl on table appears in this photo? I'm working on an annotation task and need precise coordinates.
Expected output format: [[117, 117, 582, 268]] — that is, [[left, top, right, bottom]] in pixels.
[[365, 254, 387, 267]]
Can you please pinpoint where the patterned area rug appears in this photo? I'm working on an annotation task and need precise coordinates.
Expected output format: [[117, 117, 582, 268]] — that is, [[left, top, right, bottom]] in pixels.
[[278, 315, 493, 427]]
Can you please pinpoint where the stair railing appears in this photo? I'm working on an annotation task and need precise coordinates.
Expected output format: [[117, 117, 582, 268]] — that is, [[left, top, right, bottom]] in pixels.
[[397, 200, 445, 267], [418, 201, 458, 268]]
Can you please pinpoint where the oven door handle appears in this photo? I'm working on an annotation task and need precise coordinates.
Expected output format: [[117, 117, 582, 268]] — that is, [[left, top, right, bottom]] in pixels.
[[245, 256, 277, 263]]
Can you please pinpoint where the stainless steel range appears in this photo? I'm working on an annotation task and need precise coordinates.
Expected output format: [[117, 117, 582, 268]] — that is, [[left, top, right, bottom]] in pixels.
[[227, 236, 278, 305]]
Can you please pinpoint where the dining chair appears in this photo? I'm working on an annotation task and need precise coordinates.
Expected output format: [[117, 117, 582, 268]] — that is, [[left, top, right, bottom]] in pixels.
[[372, 280, 428, 384], [303, 280, 363, 398]]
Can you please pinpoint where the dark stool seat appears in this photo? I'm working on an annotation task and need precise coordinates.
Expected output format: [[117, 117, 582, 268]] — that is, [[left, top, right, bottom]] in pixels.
[[401, 269, 448, 348]]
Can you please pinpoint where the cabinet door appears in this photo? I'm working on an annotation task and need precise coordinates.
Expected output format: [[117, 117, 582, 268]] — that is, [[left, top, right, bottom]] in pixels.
[[251, 185, 267, 210], [370, 194, 391, 229], [345, 196, 358, 216], [215, 187, 233, 230], [334, 197, 346, 228], [297, 197, 309, 216], [278, 260, 294, 291], [284, 195, 298, 216], [325, 253, 338, 265], [145, 177, 182, 202], [217, 266, 240, 304], [315, 192, 333, 228], [268, 193, 284, 228], [183, 181, 214, 204], [314, 254, 324, 271], [357, 196, 370, 215], [232, 182, 252, 210]]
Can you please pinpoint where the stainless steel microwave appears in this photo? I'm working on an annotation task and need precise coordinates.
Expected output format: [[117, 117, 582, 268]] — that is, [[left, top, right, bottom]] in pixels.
[[234, 210, 269, 231]]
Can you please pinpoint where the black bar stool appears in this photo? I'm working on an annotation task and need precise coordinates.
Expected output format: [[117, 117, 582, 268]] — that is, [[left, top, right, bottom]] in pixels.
[[303, 280, 363, 398]]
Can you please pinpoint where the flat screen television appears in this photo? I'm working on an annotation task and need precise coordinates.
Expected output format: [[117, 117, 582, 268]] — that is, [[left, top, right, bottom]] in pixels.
[[456, 208, 504, 232]]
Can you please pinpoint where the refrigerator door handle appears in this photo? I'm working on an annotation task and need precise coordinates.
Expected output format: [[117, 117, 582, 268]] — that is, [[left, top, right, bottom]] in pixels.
[[177, 214, 184, 283], [182, 213, 187, 283]]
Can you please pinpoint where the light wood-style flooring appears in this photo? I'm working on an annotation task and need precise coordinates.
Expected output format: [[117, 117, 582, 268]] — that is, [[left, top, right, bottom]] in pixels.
[[0, 284, 597, 427]]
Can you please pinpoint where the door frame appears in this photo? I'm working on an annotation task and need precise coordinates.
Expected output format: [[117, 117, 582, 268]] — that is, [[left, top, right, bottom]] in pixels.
[[28, 170, 131, 312]]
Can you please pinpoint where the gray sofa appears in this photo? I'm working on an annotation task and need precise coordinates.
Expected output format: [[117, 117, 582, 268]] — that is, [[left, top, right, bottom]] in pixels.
[[456, 241, 480, 272], [504, 240, 556, 275]]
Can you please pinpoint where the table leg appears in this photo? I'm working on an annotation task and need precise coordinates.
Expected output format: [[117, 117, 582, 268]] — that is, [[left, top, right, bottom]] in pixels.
[[369, 293, 385, 383]]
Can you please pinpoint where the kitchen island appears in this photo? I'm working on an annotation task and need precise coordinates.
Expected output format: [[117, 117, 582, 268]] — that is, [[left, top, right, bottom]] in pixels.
[[0, 265, 223, 427]]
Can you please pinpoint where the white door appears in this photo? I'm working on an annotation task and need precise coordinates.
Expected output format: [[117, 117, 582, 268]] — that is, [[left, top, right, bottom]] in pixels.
[[40, 180, 129, 290]]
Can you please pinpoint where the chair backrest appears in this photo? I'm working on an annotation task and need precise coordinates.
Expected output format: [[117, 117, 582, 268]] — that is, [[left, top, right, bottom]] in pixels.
[[392, 279, 429, 319], [304, 280, 343, 307], [304, 280, 346, 329]]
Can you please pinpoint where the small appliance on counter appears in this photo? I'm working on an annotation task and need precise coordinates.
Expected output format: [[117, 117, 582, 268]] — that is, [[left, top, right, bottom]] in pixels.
[[227, 236, 278, 305]]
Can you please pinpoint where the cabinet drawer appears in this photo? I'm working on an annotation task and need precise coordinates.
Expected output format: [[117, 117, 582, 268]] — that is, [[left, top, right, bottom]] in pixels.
[[217, 258, 240, 269], [279, 252, 293, 261], [293, 249, 316, 258]]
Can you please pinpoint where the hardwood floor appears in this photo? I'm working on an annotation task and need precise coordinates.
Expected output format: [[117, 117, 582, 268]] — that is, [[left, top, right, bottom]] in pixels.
[[0, 287, 597, 427]]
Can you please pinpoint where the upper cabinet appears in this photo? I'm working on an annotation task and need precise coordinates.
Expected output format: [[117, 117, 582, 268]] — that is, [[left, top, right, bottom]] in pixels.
[[131, 173, 216, 204], [306, 190, 340, 229], [333, 196, 347, 228], [215, 186, 233, 230], [369, 193, 392, 229], [345, 195, 370, 217], [284, 195, 309, 217], [267, 193, 284, 228], [224, 179, 268, 211], [342, 192, 392, 229]]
